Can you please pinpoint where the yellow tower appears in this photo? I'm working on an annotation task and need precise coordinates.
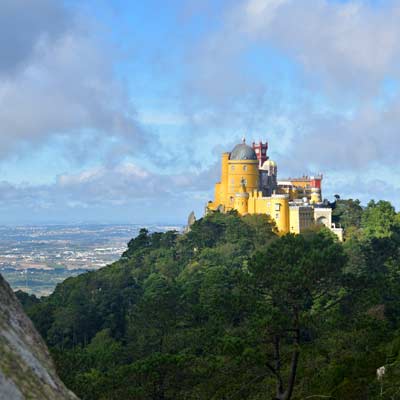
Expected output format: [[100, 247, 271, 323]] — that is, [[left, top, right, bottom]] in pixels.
[[234, 180, 249, 215], [225, 139, 259, 211], [211, 152, 230, 211], [209, 139, 259, 213], [220, 152, 230, 207], [268, 194, 290, 233]]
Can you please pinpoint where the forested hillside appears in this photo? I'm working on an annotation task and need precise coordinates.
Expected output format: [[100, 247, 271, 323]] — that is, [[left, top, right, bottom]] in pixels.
[[17, 199, 400, 399]]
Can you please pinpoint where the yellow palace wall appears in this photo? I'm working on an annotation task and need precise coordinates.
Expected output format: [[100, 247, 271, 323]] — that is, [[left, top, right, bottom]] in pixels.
[[248, 191, 290, 233]]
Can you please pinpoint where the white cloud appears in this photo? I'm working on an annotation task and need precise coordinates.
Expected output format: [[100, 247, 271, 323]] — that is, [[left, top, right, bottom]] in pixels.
[[232, 0, 400, 90], [0, 162, 218, 210], [57, 167, 105, 186], [0, 0, 151, 160], [0, 159, 220, 223], [0, 0, 70, 75], [243, 0, 289, 30], [115, 163, 150, 178]]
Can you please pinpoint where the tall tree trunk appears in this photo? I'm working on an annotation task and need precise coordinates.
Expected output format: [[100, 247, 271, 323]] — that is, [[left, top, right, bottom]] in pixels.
[[273, 312, 300, 400]]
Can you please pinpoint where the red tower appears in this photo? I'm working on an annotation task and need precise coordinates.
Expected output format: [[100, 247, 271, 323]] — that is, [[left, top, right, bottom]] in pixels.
[[252, 141, 268, 168], [310, 175, 323, 189]]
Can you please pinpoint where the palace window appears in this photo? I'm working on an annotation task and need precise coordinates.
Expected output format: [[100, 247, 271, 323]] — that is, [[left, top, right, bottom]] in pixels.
[[275, 203, 281, 211], [243, 165, 247, 171], [231, 166, 235, 171]]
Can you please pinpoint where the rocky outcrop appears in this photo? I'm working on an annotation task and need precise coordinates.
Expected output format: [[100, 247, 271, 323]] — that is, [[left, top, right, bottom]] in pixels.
[[0, 274, 78, 399]]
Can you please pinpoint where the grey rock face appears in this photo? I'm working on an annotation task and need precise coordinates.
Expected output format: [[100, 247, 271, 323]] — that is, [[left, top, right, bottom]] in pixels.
[[0, 274, 78, 400]]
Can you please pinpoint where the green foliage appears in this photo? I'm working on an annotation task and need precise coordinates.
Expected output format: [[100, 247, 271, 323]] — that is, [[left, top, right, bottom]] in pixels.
[[332, 198, 363, 230], [253, 233, 346, 318], [122, 228, 178, 259], [361, 200, 399, 238], [18, 204, 400, 400], [250, 233, 347, 399], [15, 289, 40, 308]]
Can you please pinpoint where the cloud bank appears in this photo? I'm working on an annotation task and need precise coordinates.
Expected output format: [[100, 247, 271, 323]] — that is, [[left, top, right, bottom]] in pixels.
[[2, 0, 400, 223], [184, 0, 400, 172], [0, 0, 149, 160], [234, 0, 400, 90], [0, 162, 218, 223]]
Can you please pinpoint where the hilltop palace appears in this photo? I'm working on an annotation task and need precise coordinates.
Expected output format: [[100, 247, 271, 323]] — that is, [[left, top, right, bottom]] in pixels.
[[207, 138, 343, 240]]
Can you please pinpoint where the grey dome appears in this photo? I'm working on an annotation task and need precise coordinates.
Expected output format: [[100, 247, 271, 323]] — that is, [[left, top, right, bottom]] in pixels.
[[230, 143, 257, 160]]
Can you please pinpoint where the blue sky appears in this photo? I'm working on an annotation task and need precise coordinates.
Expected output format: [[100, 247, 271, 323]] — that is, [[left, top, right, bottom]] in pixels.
[[1, 0, 400, 224]]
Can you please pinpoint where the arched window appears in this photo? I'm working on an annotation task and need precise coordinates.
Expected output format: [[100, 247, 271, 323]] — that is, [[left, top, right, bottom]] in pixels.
[[317, 216, 328, 226]]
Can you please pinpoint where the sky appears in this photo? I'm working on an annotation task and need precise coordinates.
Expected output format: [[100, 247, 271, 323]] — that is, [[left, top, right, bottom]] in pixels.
[[1, 0, 400, 224]]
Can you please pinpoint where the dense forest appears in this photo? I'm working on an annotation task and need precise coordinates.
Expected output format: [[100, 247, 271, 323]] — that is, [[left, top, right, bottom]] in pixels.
[[17, 198, 400, 399]]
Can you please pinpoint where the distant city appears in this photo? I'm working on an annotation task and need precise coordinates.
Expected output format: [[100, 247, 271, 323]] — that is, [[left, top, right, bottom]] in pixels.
[[0, 224, 182, 296]]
